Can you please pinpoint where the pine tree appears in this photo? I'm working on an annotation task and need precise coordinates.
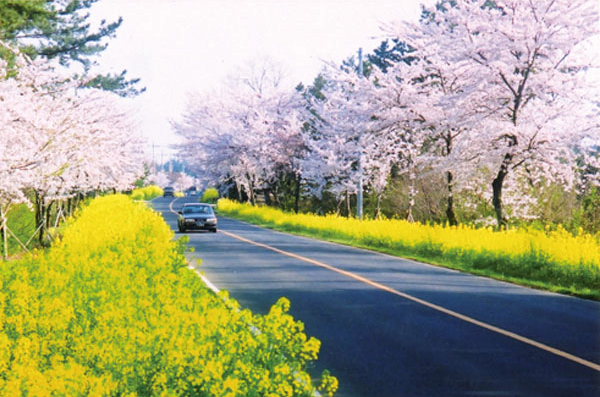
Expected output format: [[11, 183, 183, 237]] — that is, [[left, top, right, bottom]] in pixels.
[[0, 0, 144, 97]]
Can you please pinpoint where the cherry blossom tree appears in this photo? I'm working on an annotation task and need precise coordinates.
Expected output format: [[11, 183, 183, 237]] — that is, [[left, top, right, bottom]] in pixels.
[[1, 41, 144, 252], [363, 36, 482, 225], [172, 4, 598, 226], [302, 67, 376, 214], [173, 172, 197, 193], [173, 91, 257, 202], [148, 171, 171, 188], [173, 85, 305, 206], [0, 46, 78, 248], [302, 63, 427, 219], [227, 56, 287, 96], [174, 57, 308, 207], [385, 0, 600, 227]]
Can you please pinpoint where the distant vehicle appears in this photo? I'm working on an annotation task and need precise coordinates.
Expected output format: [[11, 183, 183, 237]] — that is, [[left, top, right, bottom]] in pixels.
[[177, 203, 217, 233], [186, 187, 197, 196], [163, 186, 175, 197]]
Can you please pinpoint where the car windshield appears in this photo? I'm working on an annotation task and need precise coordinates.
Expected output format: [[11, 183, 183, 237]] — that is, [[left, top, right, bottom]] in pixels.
[[183, 205, 212, 215]]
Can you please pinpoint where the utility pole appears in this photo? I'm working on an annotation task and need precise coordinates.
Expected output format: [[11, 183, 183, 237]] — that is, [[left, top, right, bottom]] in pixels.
[[152, 142, 156, 175], [357, 48, 364, 220]]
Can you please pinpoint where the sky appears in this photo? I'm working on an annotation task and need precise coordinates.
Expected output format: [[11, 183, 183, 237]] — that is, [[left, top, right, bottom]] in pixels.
[[89, 0, 435, 160]]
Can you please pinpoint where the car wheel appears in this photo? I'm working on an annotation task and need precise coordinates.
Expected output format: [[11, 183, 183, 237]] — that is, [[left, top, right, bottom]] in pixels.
[[211, 228, 217, 233]]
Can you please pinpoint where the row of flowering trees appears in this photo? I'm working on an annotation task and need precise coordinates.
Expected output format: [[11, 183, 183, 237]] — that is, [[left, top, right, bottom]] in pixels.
[[173, 85, 305, 206], [0, 41, 144, 256], [173, 0, 599, 228]]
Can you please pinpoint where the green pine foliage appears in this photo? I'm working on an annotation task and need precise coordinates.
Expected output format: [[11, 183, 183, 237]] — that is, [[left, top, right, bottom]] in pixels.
[[0, 0, 144, 97]]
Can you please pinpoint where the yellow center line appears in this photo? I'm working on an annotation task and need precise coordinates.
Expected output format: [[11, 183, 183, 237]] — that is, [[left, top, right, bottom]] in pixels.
[[219, 228, 600, 372]]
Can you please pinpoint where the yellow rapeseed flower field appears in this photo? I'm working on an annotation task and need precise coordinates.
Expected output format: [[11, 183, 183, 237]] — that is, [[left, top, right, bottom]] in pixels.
[[0, 195, 337, 396], [218, 199, 600, 299]]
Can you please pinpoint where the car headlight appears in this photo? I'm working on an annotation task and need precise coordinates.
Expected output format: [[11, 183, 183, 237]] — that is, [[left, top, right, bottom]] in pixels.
[[207, 218, 217, 223]]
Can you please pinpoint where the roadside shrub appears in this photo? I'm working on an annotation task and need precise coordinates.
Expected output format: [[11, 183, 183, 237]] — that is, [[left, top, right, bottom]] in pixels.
[[202, 187, 219, 203], [131, 185, 163, 201], [218, 199, 600, 299], [0, 195, 337, 396]]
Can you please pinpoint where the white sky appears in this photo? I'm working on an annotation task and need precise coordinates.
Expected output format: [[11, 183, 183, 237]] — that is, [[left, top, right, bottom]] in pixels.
[[90, 0, 434, 159]]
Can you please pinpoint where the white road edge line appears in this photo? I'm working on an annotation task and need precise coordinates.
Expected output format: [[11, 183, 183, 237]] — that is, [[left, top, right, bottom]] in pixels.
[[218, 228, 600, 373], [187, 265, 221, 294], [169, 198, 220, 293], [168, 200, 322, 396]]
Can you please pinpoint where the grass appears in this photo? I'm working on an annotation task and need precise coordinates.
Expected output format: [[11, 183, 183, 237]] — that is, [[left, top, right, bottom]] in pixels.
[[217, 199, 600, 301], [1, 204, 37, 258]]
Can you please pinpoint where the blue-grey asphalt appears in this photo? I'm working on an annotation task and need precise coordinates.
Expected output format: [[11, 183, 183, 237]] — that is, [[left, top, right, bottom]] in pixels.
[[154, 197, 600, 397]]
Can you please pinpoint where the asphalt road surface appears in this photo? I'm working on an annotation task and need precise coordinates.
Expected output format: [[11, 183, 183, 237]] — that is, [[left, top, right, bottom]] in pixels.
[[153, 197, 600, 397]]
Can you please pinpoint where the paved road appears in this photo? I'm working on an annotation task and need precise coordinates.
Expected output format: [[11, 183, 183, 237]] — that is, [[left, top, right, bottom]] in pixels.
[[154, 197, 600, 397]]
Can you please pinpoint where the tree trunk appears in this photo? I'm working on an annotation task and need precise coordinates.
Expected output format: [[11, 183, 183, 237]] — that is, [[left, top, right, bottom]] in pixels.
[[272, 184, 281, 208], [45, 201, 54, 244], [335, 196, 343, 216], [1, 207, 7, 260], [492, 137, 517, 230], [34, 191, 45, 245], [249, 182, 256, 206], [445, 171, 458, 226], [346, 190, 351, 218], [407, 206, 414, 223], [54, 201, 64, 228], [294, 173, 301, 214], [407, 171, 416, 223], [236, 182, 242, 202], [375, 194, 382, 219], [263, 189, 272, 206], [492, 167, 509, 229]]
